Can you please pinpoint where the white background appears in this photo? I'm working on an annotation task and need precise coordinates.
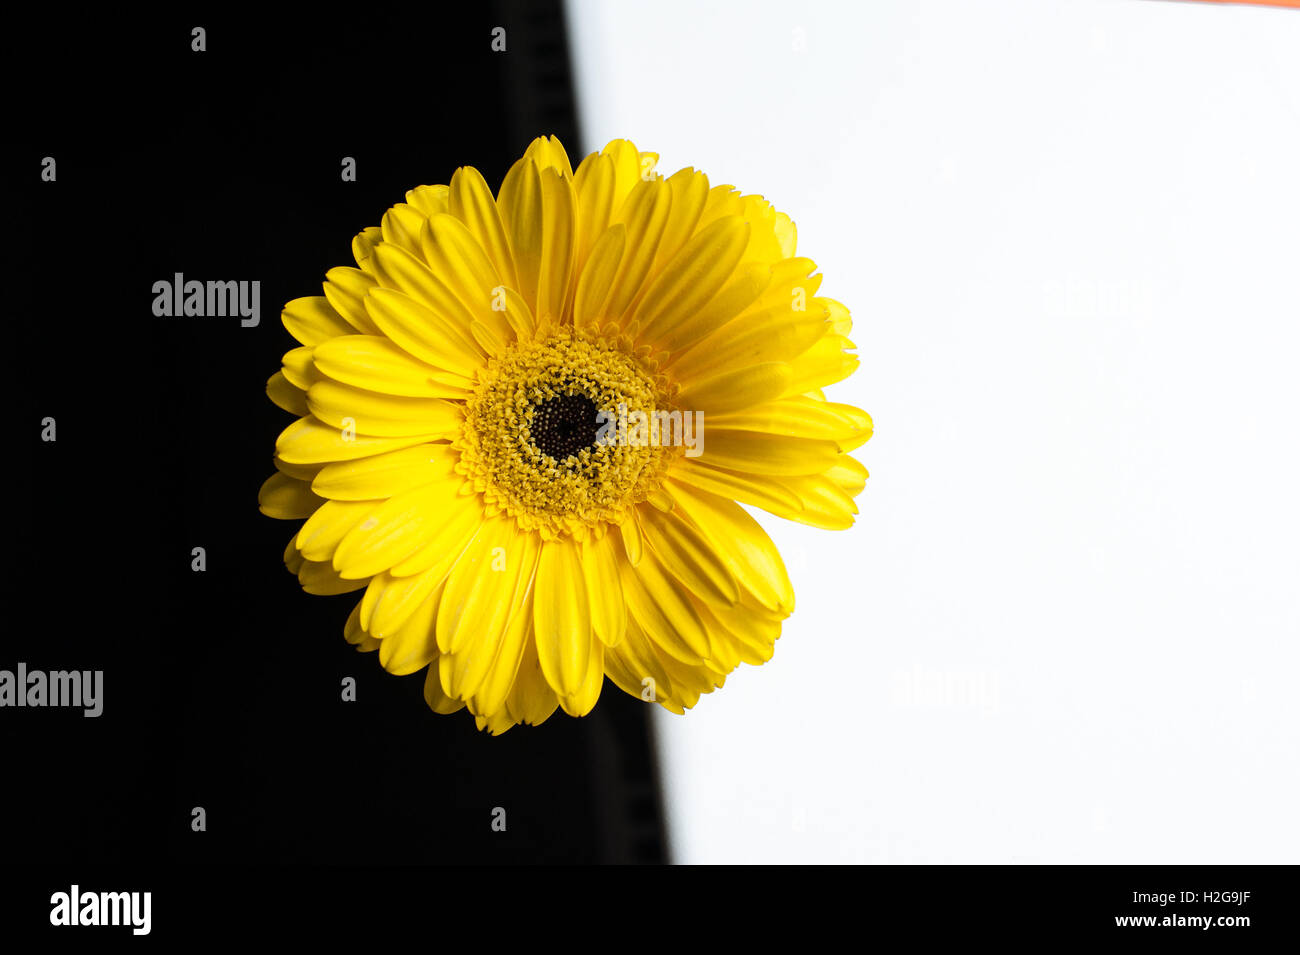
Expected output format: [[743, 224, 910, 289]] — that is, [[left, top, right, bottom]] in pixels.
[[567, 0, 1300, 863]]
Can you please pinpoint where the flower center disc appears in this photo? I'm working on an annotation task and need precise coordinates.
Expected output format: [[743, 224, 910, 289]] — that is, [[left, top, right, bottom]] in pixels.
[[530, 393, 601, 461], [458, 334, 677, 537]]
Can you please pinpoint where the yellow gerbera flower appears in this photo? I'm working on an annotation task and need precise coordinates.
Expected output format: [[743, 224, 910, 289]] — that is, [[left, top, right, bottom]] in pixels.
[[258, 136, 871, 734]]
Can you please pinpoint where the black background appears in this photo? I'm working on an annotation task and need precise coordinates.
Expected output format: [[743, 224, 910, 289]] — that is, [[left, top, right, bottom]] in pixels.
[[11, 4, 667, 866]]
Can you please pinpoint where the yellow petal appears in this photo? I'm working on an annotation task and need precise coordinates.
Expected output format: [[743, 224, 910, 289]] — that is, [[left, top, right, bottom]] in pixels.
[[306, 379, 461, 438], [280, 346, 320, 391], [633, 216, 751, 350], [418, 213, 512, 344], [282, 296, 355, 346], [664, 479, 794, 615], [312, 335, 471, 398], [363, 287, 486, 378], [380, 202, 427, 255], [604, 178, 673, 320], [258, 472, 324, 519], [668, 302, 829, 380], [498, 156, 544, 312], [617, 535, 709, 664], [536, 167, 576, 323], [379, 582, 442, 675], [558, 634, 605, 718], [674, 361, 793, 415], [311, 444, 457, 501], [299, 559, 368, 595], [333, 480, 467, 579], [470, 544, 541, 718], [297, 499, 379, 562], [666, 459, 803, 515], [405, 184, 450, 218], [504, 632, 559, 727], [533, 537, 592, 698], [771, 474, 860, 530], [351, 226, 383, 271], [424, 664, 467, 715], [266, 371, 308, 417], [619, 514, 643, 567], [709, 396, 872, 448], [571, 152, 616, 293], [648, 168, 711, 280], [572, 224, 625, 328], [390, 491, 485, 579], [363, 565, 447, 637], [276, 415, 443, 464], [780, 333, 859, 396], [581, 532, 626, 647], [636, 504, 739, 607], [323, 267, 382, 335], [449, 165, 518, 290], [698, 428, 841, 476]]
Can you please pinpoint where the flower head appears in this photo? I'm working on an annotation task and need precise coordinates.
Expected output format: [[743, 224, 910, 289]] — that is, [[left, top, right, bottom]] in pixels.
[[258, 136, 871, 734]]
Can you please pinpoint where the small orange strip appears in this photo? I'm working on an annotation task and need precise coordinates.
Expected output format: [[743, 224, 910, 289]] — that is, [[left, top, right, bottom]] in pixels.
[[1174, 0, 1300, 7]]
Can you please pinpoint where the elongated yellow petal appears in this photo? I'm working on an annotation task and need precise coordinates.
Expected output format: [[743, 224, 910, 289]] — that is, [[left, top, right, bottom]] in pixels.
[[266, 371, 308, 417], [572, 224, 626, 328], [418, 213, 512, 342], [258, 472, 324, 519], [498, 156, 544, 312], [617, 533, 710, 664], [379, 581, 442, 676], [449, 164, 518, 290], [581, 532, 626, 647], [698, 428, 841, 476], [709, 396, 872, 447], [276, 415, 443, 464], [311, 444, 457, 501], [280, 346, 319, 391], [436, 516, 525, 660], [571, 151, 615, 293], [649, 167, 710, 281], [558, 633, 605, 718], [424, 663, 467, 715], [536, 167, 576, 323], [470, 539, 541, 717], [636, 504, 739, 607], [380, 202, 427, 255], [633, 216, 751, 349], [504, 631, 558, 727], [363, 564, 448, 637], [306, 379, 461, 438], [299, 559, 368, 595], [780, 333, 859, 396], [674, 361, 793, 415], [282, 296, 355, 346], [362, 287, 486, 378], [312, 335, 471, 398], [405, 184, 450, 218], [604, 178, 672, 320], [664, 479, 794, 615], [390, 492, 484, 579], [666, 459, 803, 515], [533, 537, 592, 697], [351, 226, 383, 271], [333, 480, 467, 579], [771, 474, 860, 530], [297, 499, 379, 562], [668, 303, 829, 380], [323, 267, 382, 335]]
